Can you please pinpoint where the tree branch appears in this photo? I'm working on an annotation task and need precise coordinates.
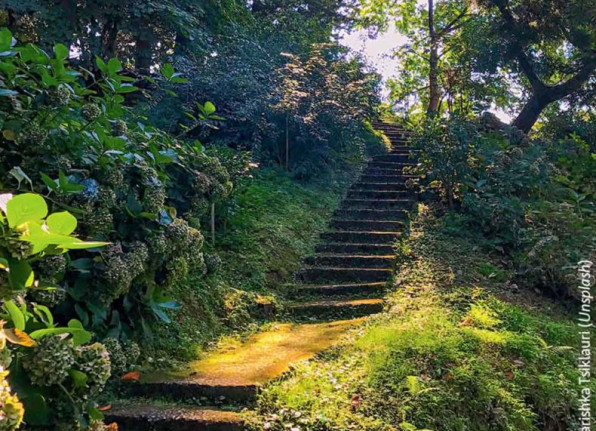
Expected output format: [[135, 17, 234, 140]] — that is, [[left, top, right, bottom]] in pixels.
[[435, 8, 469, 40]]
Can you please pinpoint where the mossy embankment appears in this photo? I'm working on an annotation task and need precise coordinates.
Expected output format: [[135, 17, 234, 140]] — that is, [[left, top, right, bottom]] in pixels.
[[250, 204, 591, 431], [145, 165, 361, 364]]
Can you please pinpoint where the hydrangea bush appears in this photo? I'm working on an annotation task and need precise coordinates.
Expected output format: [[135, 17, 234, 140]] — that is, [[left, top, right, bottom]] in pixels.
[[0, 193, 111, 429], [0, 28, 232, 340]]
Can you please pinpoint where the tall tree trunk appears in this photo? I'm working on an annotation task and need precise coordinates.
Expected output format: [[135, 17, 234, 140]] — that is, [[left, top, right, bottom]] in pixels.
[[512, 93, 549, 133], [426, 0, 440, 116], [285, 114, 290, 171], [134, 29, 154, 75]]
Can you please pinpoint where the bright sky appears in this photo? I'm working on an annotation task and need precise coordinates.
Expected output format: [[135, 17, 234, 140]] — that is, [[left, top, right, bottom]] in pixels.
[[338, 25, 513, 121], [339, 27, 406, 83]]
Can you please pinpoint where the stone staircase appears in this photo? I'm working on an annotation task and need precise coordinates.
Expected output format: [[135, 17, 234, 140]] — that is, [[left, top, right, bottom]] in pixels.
[[105, 123, 415, 430], [287, 123, 416, 320]]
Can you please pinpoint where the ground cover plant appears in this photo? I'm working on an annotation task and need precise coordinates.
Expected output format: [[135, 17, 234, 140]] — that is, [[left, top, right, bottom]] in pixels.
[[252, 205, 591, 431]]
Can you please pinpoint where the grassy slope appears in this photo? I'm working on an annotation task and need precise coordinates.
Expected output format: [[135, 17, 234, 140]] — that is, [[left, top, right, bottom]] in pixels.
[[251, 204, 592, 431], [145, 166, 360, 364]]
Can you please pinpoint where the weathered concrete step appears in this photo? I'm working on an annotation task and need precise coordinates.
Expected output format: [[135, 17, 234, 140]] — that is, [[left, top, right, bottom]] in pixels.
[[126, 380, 258, 403], [368, 161, 415, 169], [347, 189, 410, 199], [334, 208, 408, 220], [330, 218, 405, 232], [105, 404, 244, 431], [342, 198, 413, 209], [289, 299, 384, 319], [315, 242, 395, 255], [320, 231, 400, 244], [292, 282, 387, 297], [297, 266, 392, 283], [360, 174, 415, 183], [373, 154, 413, 163], [351, 182, 408, 191], [365, 167, 410, 176], [304, 254, 395, 268]]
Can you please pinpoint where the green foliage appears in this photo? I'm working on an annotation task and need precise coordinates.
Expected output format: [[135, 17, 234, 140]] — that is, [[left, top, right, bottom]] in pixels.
[[0, 31, 232, 338], [0, 192, 112, 430], [251, 208, 588, 431], [413, 116, 595, 296]]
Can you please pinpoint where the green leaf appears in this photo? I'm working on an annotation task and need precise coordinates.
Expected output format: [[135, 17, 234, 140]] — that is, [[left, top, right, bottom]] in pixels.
[[46, 211, 77, 235], [53, 44, 69, 60], [107, 58, 122, 74], [69, 370, 88, 388], [204, 101, 216, 115], [161, 63, 175, 79], [6, 193, 48, 227], [29, 326, 92, 346], [40, 173, 58, 191], [4, 300, 25, 330], [0, 28, 13, 52], [6, 258, 34, 290]]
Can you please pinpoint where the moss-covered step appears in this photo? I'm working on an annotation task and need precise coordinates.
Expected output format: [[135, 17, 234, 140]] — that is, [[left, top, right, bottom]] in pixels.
[[342, 198, 414, 209], [105, 404, 244, 431], [290, 281, 387, 297], [319, 231, 401, 244], [330, 219, 405, 232], [333, 208, 408, 220], [297, 266, 393, 283], [350, 181, 408, 191], [304, 254, 394, 269], [125, 320, 361, 403], [346, 190, 411, 200], [358, 174, 414, 184], [314, 242, 395, 255], [288, 298, 384, 319], [372, 153, 413, 163]]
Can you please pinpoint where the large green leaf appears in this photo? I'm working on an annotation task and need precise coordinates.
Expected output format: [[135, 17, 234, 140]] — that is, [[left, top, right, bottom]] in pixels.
[[7, 258, 34, 290], [4, 300, 25, 330], [46, 211, 77, 235], [6, 193, 48, 227]]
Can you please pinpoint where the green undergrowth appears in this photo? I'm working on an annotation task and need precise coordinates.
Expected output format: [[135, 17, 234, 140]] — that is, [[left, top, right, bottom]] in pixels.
[[144, 165, 360, 364], [250, 204, 591, 431]]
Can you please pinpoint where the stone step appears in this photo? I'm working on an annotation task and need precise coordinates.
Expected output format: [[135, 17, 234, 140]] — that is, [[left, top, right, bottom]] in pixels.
[[315, 242, 395, 255], [126, 380, 258, 403], [373, 154, 413, 163], [297, 266, 393, 283], [350, 182, 408, 191], [347, 189, 410, 200], [291, 281, 387, 297], [360, 174, 415, 183], [320, 231, 400, 244], [330, 219, 405, 232], [105, 404, 244, 431], [342, 198, 413, 209], [367, 161, 415, 169], [365, 167, 410, 176], [304, 254, 395, 268], [334, 208, 408, 220], [288, 298, 384, 319]]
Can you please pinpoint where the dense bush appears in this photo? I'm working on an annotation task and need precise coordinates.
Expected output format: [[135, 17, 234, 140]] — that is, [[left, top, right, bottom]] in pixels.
[[0, 193, 112, 430], [413, 114, 595, 296], [0, 30, 231, 340]]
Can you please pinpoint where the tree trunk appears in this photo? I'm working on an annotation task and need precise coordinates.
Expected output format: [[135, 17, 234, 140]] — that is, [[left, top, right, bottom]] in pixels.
[[511, 93, 548, 133], [426, 0, 440, 116], [134, 29, 154, 75]]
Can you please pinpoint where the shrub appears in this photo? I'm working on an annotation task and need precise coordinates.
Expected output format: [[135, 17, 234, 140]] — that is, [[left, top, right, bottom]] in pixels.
[[0, 193, 111, 430], [0, 29, 232, 338], [413, 116, 595, 296]]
